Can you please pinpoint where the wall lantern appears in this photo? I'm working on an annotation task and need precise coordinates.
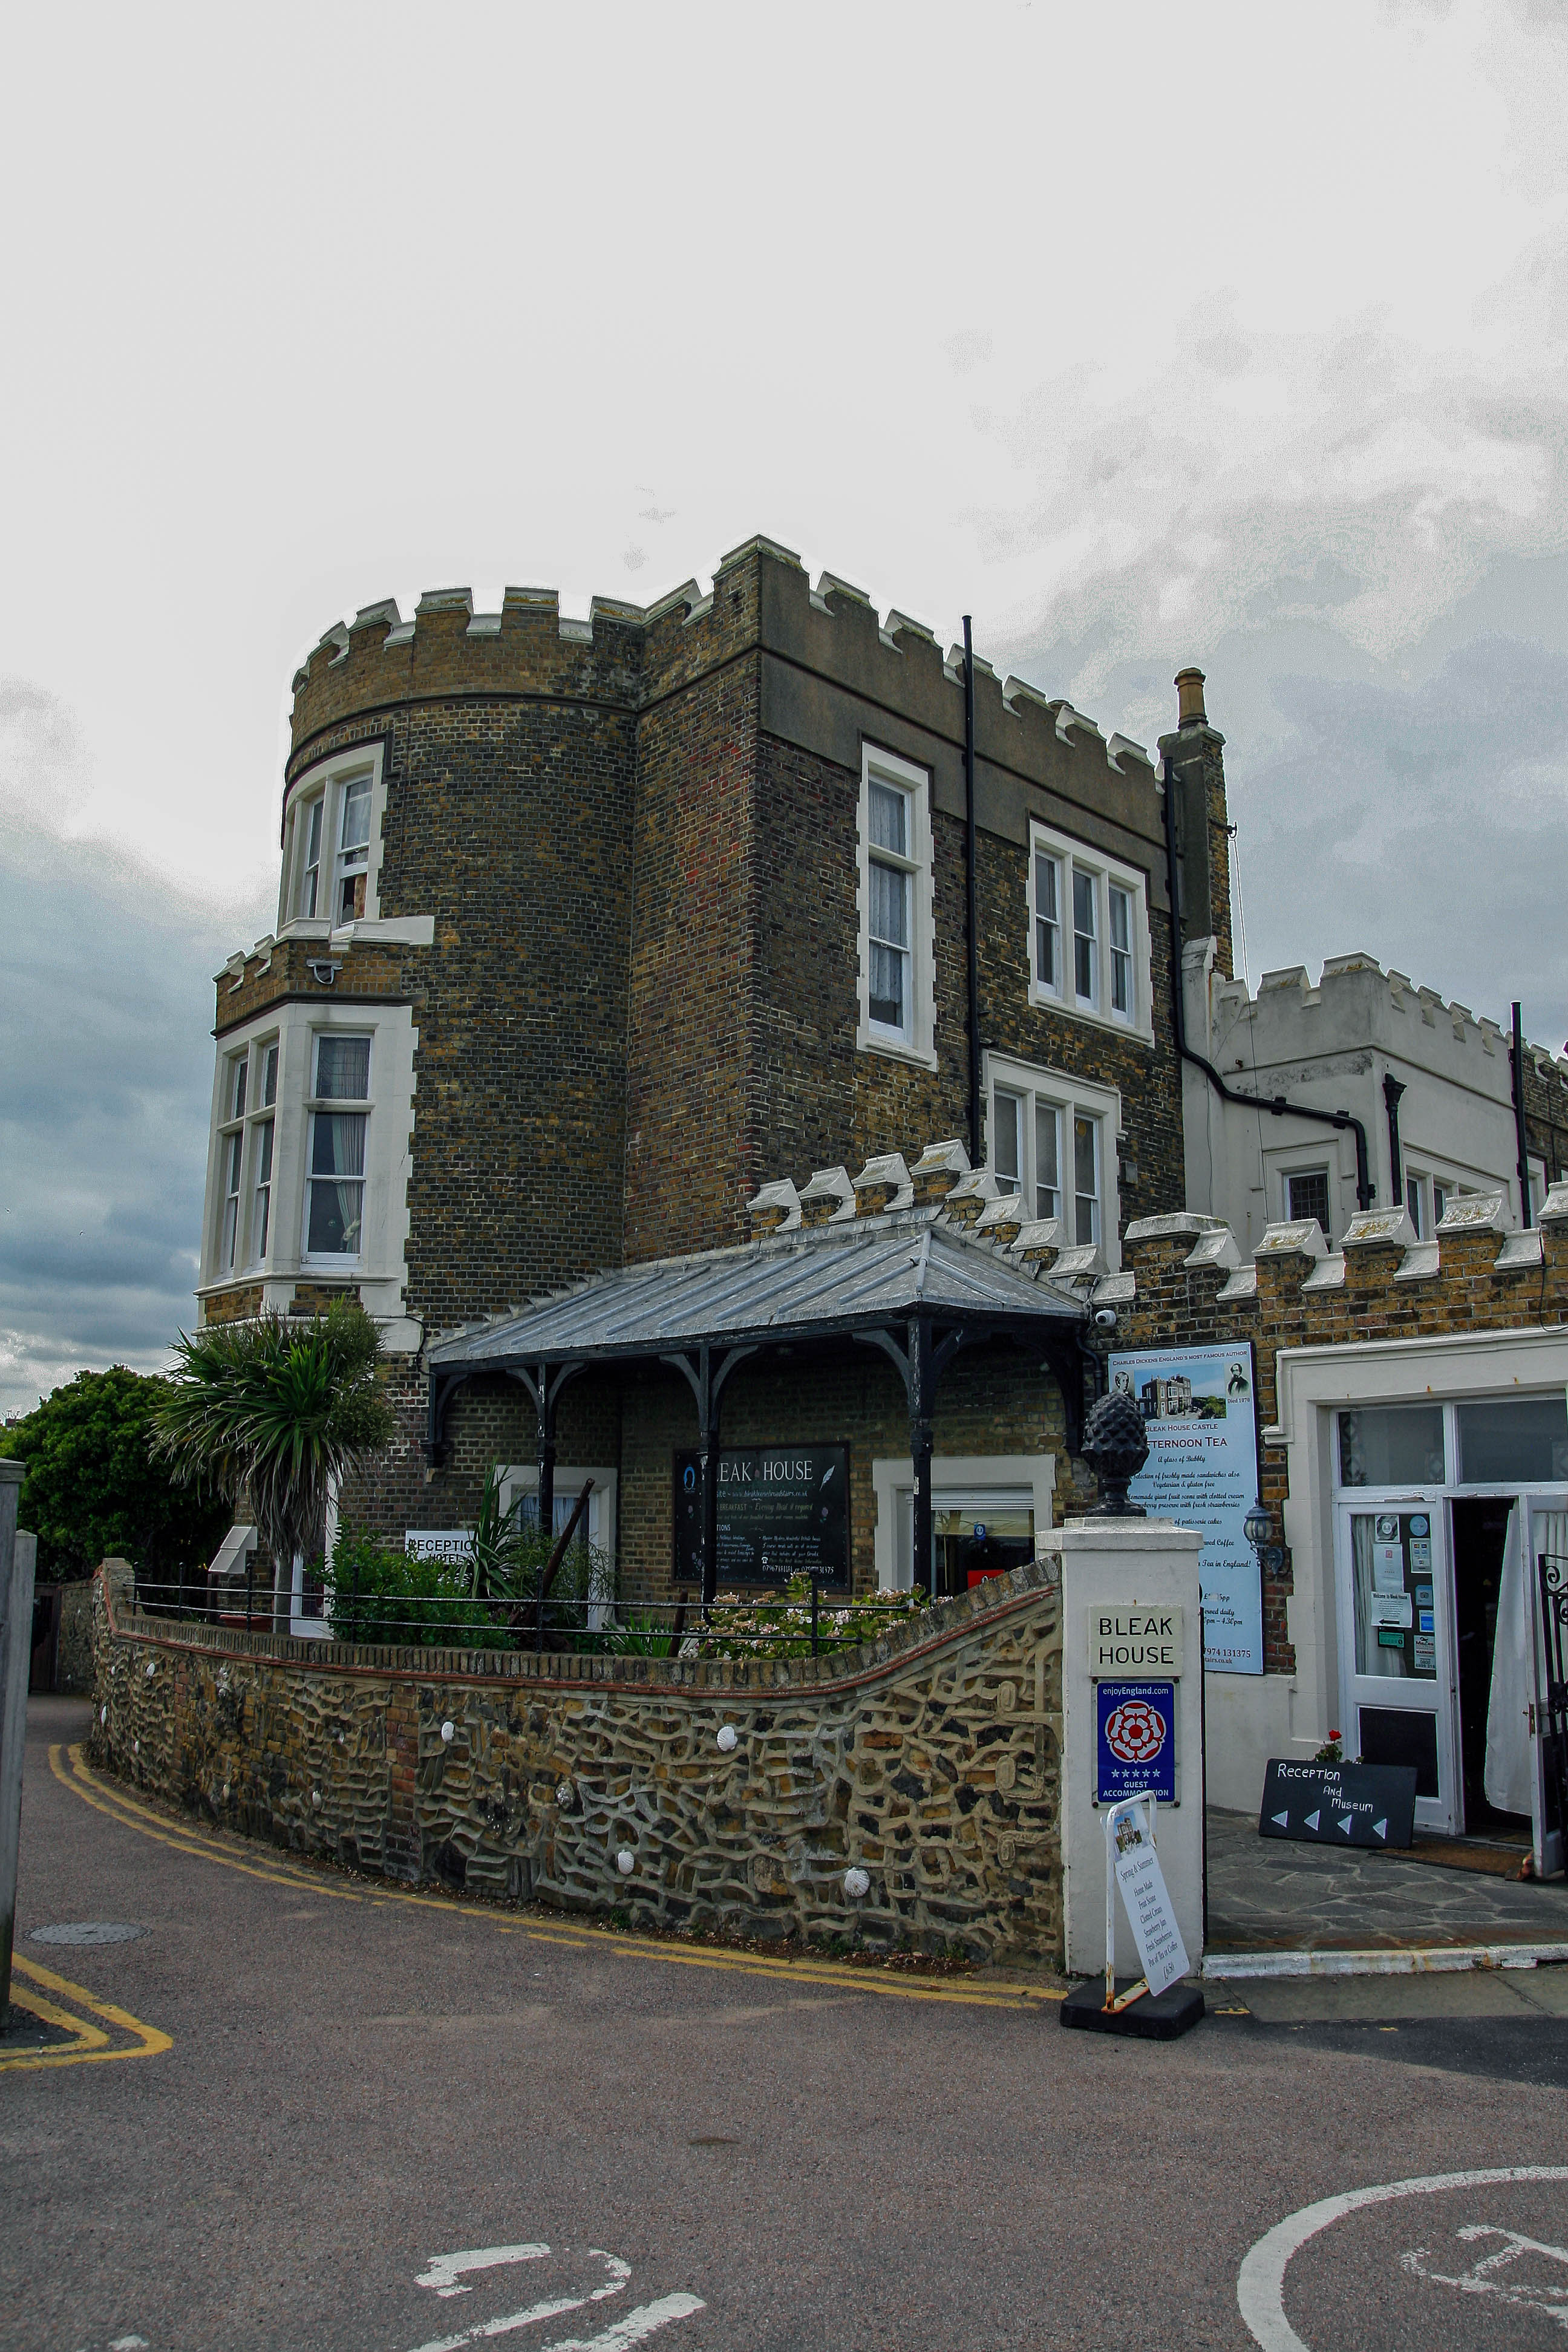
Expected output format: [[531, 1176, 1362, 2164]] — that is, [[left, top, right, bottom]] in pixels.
[[616, 1849, 636, 1877], [716, 1725, 737, 1753], [1244, 1499, 1284, 1574]]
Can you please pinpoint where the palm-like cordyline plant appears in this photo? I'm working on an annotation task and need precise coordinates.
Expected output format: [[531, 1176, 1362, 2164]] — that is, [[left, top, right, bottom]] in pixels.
[[151, 1304, 396, 1627]]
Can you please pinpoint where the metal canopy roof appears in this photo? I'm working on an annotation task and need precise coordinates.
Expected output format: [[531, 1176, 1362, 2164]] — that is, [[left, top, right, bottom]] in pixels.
[[428, 1207, 1085, 1372]]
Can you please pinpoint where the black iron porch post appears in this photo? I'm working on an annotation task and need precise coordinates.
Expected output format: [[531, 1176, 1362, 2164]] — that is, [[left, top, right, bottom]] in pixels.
[[661, 1344, 756, 1615], [697, 1342, 718, 1610], [535, 1358, 556, 1547], [909, 1314, 935, 1600]]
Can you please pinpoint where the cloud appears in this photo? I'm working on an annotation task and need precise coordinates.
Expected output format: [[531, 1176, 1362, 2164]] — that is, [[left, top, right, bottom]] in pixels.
[[1232, 632, 1568, 1048], [0, 817, 270, 1419]]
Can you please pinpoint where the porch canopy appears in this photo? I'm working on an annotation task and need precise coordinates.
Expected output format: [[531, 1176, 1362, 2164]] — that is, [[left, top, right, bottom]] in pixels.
[[426, 1209, 1091, 1602]]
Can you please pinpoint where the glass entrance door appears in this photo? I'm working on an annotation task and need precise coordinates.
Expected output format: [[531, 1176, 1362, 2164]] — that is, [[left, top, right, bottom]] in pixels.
[[1335, 1500, 1459, 1832]]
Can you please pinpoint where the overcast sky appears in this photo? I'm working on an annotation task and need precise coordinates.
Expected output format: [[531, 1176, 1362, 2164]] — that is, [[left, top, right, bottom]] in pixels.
[[3, 0, 1566, 1416]]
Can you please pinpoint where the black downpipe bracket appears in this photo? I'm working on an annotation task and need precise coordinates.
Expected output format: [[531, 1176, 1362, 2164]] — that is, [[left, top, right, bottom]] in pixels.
[[1512, 1001, 1534, 1225], [963, 616, 982, 1168], [1161, 759, 1374, 1212]]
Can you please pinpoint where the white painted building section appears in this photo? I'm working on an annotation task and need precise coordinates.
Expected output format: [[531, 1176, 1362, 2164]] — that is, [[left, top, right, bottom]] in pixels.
[[1181, 942, 1564, 1253]]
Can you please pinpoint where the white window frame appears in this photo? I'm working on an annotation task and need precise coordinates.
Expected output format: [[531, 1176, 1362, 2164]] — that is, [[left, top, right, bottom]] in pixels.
[[857, 743, 936, 1070], [278, 743, 387, 936], [1284, 1163, 1334, 1238], [214, 1036, 281, 1275], [498, 1465, 618, 1623], [984, 1050, 1123, 1266], [303, 1031, 373, 1267], [1027, 821, 1152, 1042], [199, 1001, 417, 1333], [871, 1454, 1057, 1592]]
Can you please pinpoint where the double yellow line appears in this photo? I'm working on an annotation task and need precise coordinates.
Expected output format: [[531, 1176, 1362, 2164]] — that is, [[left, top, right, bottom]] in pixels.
[[51, 1744, 1066, 2012], [2, 1951, 170, 2075]]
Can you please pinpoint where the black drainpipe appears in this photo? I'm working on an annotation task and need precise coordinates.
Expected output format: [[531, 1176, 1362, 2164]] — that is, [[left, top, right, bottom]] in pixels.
[[1512, 1001, 1533, 1224], [1161, 763, 1373, 1211], [963, 615, 981, 1168], [1383, 1074, 1406, 1212]]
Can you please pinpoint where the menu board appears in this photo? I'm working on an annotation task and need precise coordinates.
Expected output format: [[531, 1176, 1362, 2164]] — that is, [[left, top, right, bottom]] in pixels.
[[1105, 1343, 1264, 1674], [673, 1446, 850, 1591]]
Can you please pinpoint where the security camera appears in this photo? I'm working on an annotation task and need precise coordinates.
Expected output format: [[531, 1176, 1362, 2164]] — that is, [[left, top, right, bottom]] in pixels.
[[1093, 1307, 1118, 1331]]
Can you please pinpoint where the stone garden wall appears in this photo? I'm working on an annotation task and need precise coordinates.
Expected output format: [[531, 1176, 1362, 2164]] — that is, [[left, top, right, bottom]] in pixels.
[[91, 1559, 1064, 1965]]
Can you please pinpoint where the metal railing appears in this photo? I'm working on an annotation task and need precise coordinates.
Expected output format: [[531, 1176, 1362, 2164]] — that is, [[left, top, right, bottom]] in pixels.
[[126, 1572, 930, 1660]]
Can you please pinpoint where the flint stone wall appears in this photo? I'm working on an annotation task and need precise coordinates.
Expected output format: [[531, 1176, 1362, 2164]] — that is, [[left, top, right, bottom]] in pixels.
[[91, 1559, 1064, 1964]]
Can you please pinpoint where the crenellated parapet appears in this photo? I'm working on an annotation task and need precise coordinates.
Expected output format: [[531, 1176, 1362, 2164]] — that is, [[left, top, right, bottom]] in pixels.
[[286, 535, 1168, 837], [742, 1141, 1568, 1380], [1112, 1186, 1568, 1409], [1207, 949, 1568, 1096]]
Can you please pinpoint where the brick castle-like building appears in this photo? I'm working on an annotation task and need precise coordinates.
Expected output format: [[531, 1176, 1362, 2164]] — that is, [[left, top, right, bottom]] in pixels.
[[198, 534, 1568, 1843]]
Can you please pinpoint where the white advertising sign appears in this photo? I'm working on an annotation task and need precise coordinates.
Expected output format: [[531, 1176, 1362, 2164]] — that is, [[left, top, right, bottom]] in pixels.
[[1111, 1812, 1190, 1998], [1106, 1343, 1264, 1674]]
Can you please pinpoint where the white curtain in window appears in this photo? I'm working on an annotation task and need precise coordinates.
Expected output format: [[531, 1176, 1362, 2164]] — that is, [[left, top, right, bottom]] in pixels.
[[316, 1034, 370, 1099], [308, 1112, 366, 1253], [1485, 1504, 1533, 1814]]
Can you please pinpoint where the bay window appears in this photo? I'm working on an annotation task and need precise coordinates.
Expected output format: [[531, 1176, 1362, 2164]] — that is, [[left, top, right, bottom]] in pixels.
[[220, 1130, 243, 1270], [214, 1034, 278, 1274], [335, 777, 372, 923], [280, 745, 385, 934], [1028, 823, 1150, 1038], [305, 1034, 371, 1259]]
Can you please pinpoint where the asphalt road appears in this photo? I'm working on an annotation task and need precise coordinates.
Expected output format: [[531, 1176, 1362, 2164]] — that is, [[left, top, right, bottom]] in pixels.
[[7, 1694, 1568, 2352]]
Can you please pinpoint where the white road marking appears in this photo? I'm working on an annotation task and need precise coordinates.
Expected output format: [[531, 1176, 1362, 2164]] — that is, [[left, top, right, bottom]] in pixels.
[[1403, 2223, 1568, 2324], [1237, 2167, 1568, 2351], [408, 2246, 688, 2352], [543, 2299, 705, 2350], [417, 2247, 552, 2298]]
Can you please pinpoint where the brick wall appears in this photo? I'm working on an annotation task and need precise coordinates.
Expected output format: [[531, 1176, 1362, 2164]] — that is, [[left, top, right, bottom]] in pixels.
[[94, 1558, 1066, 1962]]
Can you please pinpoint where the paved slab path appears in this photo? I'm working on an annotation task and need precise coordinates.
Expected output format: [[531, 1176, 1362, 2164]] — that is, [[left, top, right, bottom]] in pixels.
[[1207, 1804, 1568, 1952], [7, 1696, 1568, 2351]]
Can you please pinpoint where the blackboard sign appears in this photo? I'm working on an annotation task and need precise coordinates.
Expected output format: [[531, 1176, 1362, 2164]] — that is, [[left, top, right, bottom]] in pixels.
[[673, 1446, 850, 1590], [1258, 1757, 1418, 1850]]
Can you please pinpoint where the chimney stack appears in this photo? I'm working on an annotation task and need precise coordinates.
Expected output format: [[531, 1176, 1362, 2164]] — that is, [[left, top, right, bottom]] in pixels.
[[1175, 666, 1207, 728]]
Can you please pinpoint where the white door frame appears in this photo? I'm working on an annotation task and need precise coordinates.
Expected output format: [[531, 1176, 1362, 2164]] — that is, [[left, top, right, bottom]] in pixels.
[[1334, 1493, 1460, 1834]]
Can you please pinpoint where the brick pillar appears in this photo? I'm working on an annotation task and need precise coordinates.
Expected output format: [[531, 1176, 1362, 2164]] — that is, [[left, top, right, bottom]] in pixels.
[[384, 1691, 420, 1882]]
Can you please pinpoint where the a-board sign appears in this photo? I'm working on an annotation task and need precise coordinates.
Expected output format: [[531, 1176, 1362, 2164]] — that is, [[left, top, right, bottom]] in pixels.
[[1258, 1757, 1418, 1850], [673, 1445, 850, 1590], [1111, 1809, 1191, 1998], [1088, 1607, 1183, 1676], [1096, 1680, 1177, 1806], [1105, 1342, 1263, 1675]]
